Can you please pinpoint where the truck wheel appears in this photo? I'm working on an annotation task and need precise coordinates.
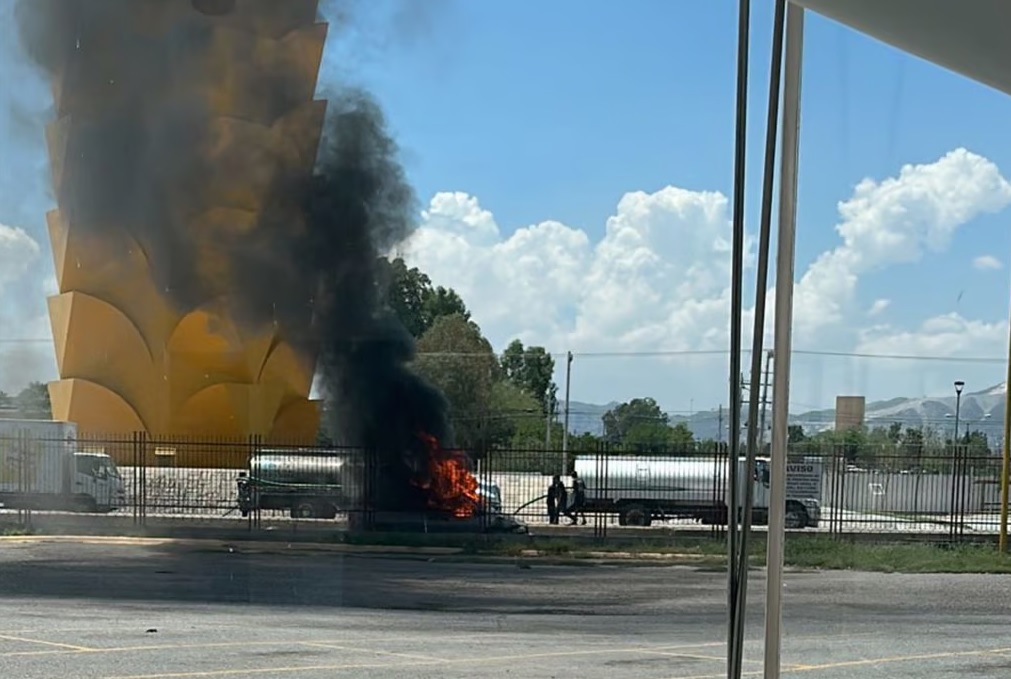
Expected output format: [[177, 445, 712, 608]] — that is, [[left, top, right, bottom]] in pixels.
[[75, 497, 98, 513], [620, 505, 652, 527], [291, 500, 317, 519], [785, 502, 808, 529]]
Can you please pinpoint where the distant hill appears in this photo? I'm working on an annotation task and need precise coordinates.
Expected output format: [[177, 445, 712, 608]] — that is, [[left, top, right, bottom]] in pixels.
[[561, 400, 615, 436], [561, 383, 1008, 441]]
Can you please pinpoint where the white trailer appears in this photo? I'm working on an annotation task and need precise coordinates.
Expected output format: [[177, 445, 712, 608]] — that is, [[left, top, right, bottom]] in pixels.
[[573, 455, 821, 529], [0, 419, 124, 512]]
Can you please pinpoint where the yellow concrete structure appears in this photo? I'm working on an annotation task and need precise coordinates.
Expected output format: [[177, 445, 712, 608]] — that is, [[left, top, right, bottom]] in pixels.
[[43, 0, 327, 451]]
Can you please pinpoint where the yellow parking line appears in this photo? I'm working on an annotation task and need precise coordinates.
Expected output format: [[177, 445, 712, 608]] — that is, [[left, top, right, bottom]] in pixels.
[[98, 643, 731, 679], [644, 650, 758, 665], [787, 646, 1011, 671], [661, 645, 1011, 678], [0, 633, 94, 652], [298, 641, 444, 662]]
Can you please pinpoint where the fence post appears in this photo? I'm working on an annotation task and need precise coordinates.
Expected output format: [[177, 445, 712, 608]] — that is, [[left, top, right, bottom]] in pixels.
[[131, 431, 140, 525], [248, 434, 261, 532], [593, 443, 607, 539], [132, 430, 148, 527], [17, 428, 31, 529]]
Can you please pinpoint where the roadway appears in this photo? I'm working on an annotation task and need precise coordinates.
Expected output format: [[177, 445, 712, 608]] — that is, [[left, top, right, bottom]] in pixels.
[[0, 537, 1009, 678]]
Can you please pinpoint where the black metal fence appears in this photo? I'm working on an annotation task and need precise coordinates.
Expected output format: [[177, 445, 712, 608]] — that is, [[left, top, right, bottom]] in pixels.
[[0, 432, 1005, 542]]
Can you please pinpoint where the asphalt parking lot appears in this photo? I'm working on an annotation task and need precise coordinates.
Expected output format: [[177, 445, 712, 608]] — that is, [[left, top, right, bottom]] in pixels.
[[0, 538, 1009, 678]]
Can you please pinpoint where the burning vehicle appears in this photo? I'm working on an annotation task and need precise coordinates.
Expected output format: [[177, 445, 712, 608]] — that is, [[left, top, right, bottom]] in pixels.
[[237, 438, 526, 534]]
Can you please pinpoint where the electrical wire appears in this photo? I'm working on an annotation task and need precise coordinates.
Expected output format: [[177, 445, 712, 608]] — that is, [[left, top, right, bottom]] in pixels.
[[2, 341, 1006, 364]]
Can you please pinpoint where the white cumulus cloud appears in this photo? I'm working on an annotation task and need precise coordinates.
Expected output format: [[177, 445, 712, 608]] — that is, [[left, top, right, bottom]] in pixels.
[[0, 223, 40, 292], [972, 254, 1002, 271], [867, 299, 891, 316], [403, 148, 1011, 411]]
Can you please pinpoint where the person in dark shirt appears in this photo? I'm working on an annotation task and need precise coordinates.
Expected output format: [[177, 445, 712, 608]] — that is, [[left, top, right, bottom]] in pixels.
[[565, 471, 587, 525], [546, 475, 566, 524]]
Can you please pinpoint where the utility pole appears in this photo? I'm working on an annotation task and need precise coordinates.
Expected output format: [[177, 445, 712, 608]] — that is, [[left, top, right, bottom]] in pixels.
[[561, 351, 573, 474], [759, 350, 774, 450], [718, 404, 724, 444]]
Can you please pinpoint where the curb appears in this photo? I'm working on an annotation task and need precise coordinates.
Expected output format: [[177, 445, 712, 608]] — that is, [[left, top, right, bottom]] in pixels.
[[0, 534, 464, 556], [0, 534, 730, 566]]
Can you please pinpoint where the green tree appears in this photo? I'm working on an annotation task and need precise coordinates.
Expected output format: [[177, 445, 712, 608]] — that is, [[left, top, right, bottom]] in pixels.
[[787, 424, 807, 445], [600, 398, 695, 451], [424, 286, 470, 329], [0, 390, 11, 409], [568, 431, 602, 452], [486, 380, 553, 448], [602, 397, 667, 444], [381, 257, 470, 338], [901, 427, 925, 467], [414, 314, 497, 451], [15, 382, 52, 420], [669, 422, 695, 447], [961, 429, 991, 457], [499, 339, 558, 415]]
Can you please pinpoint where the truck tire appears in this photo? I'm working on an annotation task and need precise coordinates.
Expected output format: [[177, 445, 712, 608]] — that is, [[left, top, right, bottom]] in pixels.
[[319, 503, 338, 520], [291, 500, 317, 519], [784, 501, 808, 529], [619, 504, 652, 527], [74, 497, 98, 513]]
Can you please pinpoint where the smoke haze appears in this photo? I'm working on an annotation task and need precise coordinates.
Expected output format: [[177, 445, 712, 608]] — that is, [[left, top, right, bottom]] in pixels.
[[14, 0, 453, 504]]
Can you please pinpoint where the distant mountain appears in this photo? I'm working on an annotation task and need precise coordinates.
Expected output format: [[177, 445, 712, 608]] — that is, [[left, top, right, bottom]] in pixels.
[[859, 382, 1004, 434], [562, 383, 1007, 440], [560, 400, 616, 436]]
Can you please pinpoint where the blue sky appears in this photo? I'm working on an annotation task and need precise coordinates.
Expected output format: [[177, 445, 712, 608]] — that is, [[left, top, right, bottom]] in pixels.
[[349, 0, 1011, 318], [2, 0, 1011, 412]]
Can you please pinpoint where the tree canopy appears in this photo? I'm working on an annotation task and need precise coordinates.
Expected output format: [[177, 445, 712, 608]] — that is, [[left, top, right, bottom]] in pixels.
[[500, 339, 557, 415], [413, 313, 498, 450], [381, 257, 470, 338], [601, 397, 695, 450], [14, 382, 51, 420]]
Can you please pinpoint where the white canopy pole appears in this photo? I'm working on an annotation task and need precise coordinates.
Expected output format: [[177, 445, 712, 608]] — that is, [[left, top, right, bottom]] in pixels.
[[764, 3, 804, 678]]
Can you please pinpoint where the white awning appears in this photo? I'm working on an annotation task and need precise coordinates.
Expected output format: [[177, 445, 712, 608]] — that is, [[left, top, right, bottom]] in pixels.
[[794, 0, 1011, 95]]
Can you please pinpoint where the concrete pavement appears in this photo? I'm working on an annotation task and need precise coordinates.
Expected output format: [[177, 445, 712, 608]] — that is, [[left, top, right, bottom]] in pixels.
[[0, 538, 1009, 678]]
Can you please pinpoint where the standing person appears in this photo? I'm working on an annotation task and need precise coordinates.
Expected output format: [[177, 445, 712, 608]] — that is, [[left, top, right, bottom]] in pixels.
[[547, 475, 566, 525], [565, 471, 587, 525]]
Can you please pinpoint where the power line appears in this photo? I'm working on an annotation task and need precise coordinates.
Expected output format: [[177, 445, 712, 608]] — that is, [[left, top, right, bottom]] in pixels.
[[1, 339, 1006, 364], [794, 349, 1006, 364]]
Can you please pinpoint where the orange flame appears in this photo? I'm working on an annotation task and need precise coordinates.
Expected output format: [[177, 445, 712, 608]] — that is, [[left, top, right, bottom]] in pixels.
[[413, 433, 479, 517]]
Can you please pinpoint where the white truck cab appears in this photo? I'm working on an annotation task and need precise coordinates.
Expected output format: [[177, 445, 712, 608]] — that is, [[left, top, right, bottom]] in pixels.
[[72, 452, 125, 512]]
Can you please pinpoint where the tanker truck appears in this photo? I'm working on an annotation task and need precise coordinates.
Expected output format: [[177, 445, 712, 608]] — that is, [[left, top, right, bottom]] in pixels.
[[237, 449, 354, 519], [573, 455, 821, 529], [236, 449, 504, 520], [0, 419, 125, 513]]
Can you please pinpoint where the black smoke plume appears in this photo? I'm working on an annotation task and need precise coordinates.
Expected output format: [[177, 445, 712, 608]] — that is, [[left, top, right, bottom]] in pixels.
[[15, 0, 453, 510]]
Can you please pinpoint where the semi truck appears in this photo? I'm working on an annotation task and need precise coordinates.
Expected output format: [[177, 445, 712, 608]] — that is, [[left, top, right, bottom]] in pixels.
[[237, 449, 504, 520], [0, 419, 125, 513], [574, 455, 822, 529]]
